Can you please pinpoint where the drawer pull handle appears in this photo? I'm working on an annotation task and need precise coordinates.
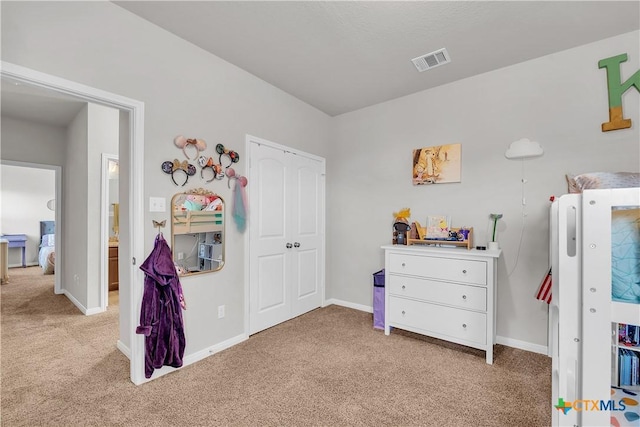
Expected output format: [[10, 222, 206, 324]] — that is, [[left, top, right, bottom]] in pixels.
[[402, 310, 406, 315], [462, 323, 467, 328], [402, 285, 406, 290], [462, 295, 467, 300], [401, 263, 406, 267], [462, 269, 467, 274]]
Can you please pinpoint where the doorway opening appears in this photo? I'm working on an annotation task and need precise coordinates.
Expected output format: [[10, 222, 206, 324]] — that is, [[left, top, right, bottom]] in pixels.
[[1, 61, 146, 385], [0, 161, 61, 293], [102, 154, 119, 309]]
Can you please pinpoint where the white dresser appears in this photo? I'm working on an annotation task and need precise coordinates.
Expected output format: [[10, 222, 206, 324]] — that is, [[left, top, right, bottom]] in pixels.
[[381, 244, 501, 364]]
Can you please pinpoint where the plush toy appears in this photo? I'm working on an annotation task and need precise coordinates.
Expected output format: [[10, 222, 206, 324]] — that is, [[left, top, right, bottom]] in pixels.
[[183, 194, 209, 211], [203, 197, 223, 211], [393, 208, 411, 224], [392, 208, 412, 245]]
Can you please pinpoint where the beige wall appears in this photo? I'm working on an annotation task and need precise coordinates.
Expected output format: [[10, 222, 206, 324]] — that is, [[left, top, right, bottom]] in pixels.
[[1, 116, 67, 166], [328, 30, 640, 349], [86, 103, 119, 309], [2, 1, 637, 355], [63, 105, 89, 304], [1, 1, 331, 357]]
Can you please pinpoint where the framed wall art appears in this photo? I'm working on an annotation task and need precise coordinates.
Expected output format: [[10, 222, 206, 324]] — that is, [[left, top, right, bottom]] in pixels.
[[412, 143, 461, 185]]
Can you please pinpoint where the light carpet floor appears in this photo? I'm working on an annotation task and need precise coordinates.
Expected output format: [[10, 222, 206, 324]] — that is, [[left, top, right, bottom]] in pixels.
[[1, 266, 551, 426]]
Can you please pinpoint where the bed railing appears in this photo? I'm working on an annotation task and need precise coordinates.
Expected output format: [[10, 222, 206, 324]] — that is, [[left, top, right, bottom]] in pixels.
[[581, 188, 639, 427]]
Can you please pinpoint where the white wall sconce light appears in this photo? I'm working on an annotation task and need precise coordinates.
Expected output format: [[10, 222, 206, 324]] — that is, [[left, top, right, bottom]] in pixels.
[[504, 138, 544, 160]]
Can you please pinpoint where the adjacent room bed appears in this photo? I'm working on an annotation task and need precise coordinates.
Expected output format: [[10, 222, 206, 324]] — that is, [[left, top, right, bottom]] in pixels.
[[39, 221, 55, 275]]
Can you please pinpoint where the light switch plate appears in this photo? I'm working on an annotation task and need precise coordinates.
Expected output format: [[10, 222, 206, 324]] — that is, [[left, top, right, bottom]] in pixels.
[[149, 197, 166, 212]]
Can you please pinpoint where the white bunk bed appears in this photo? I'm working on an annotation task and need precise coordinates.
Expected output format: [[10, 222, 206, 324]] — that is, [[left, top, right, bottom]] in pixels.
[[551, 186, 640, 427]]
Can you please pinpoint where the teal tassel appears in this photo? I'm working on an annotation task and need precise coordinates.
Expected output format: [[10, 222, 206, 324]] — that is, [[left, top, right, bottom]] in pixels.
[[232, 181, 247, 232]]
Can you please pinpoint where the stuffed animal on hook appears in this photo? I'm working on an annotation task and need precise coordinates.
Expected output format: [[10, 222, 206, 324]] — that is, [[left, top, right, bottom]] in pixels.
[[197, 156, 224, 182], [174, 135, 207, 160], [216, 143, 240, 168], [161, 159, 196, 186]]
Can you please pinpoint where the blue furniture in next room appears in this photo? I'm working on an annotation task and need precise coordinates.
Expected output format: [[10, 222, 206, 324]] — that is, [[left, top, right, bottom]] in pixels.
[[1, 234, 27, 268]]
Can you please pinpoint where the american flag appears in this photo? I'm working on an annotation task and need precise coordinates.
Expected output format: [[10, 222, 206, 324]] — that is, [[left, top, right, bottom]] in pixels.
[[536, 268, 552, 304]]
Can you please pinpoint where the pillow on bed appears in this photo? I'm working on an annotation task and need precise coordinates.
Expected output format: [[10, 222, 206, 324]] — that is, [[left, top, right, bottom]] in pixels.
[[40, 234, 55, 248], [566, 172, 640, 193]]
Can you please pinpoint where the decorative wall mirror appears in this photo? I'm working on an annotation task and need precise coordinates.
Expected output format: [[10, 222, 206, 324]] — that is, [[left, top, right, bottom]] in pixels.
[[171, 188, 225, 276]]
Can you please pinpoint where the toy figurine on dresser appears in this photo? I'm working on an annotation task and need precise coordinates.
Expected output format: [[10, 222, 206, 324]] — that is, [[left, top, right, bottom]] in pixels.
[[392, 208, 412, 245]]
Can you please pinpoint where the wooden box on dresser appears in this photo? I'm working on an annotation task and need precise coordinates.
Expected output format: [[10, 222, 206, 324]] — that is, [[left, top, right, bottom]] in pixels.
[[381, 244, 501, 364]]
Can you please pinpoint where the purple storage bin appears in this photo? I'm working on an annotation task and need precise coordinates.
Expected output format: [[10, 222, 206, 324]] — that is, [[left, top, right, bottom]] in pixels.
[[373, 269, 385, 329]]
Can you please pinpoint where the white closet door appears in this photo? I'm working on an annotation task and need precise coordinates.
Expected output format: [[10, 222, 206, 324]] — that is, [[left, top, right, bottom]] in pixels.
[[248, 140, 325, 335], [290, 153, 324, 318], [249, 143, 292, 334]]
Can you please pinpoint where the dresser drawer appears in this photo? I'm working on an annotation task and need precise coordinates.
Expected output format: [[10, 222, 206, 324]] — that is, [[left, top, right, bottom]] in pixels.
[[388, 274, 487, 312], [388, 253, 486, 285], [389, 296, 487, 345]]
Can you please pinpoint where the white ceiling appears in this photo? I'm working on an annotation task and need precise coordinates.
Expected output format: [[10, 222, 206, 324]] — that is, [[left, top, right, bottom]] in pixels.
[[115, 1, 640, 116], [2, 1, 639, 126]]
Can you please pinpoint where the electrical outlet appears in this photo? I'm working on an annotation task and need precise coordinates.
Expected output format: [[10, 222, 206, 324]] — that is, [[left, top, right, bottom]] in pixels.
[[218, 305, 225, 319], [178, 252, 185, 260]]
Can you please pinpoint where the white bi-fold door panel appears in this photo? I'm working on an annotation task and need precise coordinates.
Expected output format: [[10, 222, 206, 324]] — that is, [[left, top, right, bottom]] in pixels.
[[249, 140, 324, 334]]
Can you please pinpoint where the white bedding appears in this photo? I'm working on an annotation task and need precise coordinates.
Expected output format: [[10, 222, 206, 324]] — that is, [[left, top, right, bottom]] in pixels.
[[39, 233, 55, 275]]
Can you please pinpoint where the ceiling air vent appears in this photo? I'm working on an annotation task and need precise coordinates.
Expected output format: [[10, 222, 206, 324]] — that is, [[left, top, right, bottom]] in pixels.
[[411, 48, 451, 72]]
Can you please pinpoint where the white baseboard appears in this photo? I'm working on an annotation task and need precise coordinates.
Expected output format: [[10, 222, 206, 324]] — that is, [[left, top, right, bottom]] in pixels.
[[117, 340, 131, 359], [496, 335, 548, 355], [183, 333, 248, 366], [85, 306, 105, 316], [147, 333, 249, 381], [325, 298, 372, 313], [63, 290, 89, 314], [63, 290, 105, 315]]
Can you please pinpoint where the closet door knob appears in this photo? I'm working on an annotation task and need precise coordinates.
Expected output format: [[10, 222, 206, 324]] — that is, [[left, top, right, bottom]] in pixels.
[[462, 269, 467, 274], [286, 243, 293, 249], [462, 323, 467, 329], [294, 242, 300, 248], [462, 295, 467, 300]]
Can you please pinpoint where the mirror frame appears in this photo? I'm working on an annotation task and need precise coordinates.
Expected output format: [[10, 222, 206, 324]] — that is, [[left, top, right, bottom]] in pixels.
[[171, 188, 225, 276]]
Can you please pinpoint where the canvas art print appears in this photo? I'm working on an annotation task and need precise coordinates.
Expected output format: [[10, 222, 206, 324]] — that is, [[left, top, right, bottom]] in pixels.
[[412, 143, 461, 185]]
